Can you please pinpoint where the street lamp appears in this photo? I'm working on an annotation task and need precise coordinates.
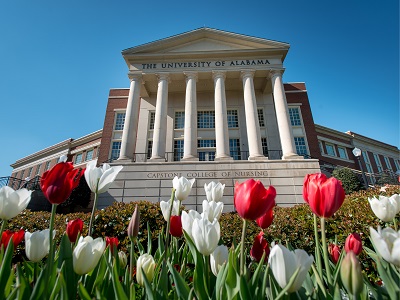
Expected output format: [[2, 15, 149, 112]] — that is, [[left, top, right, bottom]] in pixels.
[[352, 147, 368, 189]]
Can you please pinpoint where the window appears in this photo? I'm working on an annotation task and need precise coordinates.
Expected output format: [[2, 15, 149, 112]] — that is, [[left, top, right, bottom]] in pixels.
[[85, 149, 94, 161], [174, 140, 184, 161], [229, 139, 241, 160], [258, 109, 265, 127], [319, 141, 324, 154], [198, 139, 216, 148], [27, 167, 33, 178], [337, 147, 347, 159], [147, 141, 153, 159], [289, 107, 301, 126], [20, 170, 25, 179], [373, 154, 383, 172], [294, 137, 308, 156], [45, 161, 51, 171], [111, 142, 121, 160], [149, 112, 155, 130], [227, 110, 239, 128], [383, 156, 393, 171], [325, 144, 336, 156], [261, 138, 268, 156], [362, 151, 373, 173], [199, 152, 215, 161], [35, 164, 41, 176], [394, 159, 400, 171], [114, 113, 126, 130], [75, 153, 83, 164], [174, 112, 185, 129], [198, 111, 215, 128]]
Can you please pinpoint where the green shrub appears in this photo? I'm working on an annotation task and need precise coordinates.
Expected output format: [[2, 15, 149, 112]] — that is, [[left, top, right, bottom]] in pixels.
[[377, 172, 399, 185], [5, 185, 399, 282], [332, 167, 363, 194]]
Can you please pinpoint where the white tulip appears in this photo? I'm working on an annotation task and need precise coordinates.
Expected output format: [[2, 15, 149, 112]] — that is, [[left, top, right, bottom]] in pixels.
[[204, 181, 225, 202], [136, 253, 156, 286], [192, 217, 220, 256], [84, 160, 123, 194], [160, 199, 180, 222], [368, 195, 398, 222], [268, 244, 313, 293], [172, 176, 195, 201], [370, 226, 400, 267], [25, 229, 55, 262], [73, 236, 106, 275], [181, 210, 201, 240], [210, 244, 229, 276], [391, 194, 400, 213], [118, 251, 128, 269], [201, 200, 224, 222], [0, 186, 32, 220]]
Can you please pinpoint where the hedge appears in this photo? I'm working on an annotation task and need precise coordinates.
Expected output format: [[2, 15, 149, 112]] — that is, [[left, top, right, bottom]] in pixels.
[[5, 185, 399, 282]]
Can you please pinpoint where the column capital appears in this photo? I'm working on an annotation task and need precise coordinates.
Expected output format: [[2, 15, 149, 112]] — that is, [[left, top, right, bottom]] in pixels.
[[128, 72, 142, 81], [240, 69, 255, 80], [212, 70, 226, 80], [268, 69, 284, 79], [156, 72, 170, 82], [184, 71, 198, 82]]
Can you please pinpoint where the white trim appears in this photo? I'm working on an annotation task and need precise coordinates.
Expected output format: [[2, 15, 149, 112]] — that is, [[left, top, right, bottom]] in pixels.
[[12, 150, 69, 172], [321, 153, 354, 163], [285, 90, 307, 93], [317, 136, 353, 148], [70, 142, 101, 154]]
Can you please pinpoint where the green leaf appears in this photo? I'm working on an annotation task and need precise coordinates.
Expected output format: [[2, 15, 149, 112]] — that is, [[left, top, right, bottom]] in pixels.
[[109, 258, 128, 300], [147, 222, 152, 255], [57, 234, 77, 300], [167, 262, 190, 299], [239, 275, 251, 299], [0, 242, 13, 299], [78, 282, 92, 300], [141, 268, 155, 300], [273, 266, 301, 300], [16, 264, 31, 300]]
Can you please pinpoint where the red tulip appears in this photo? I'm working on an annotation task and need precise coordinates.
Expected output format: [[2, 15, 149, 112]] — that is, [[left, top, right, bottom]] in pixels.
[[234, 179, 276, 220], [106, 237, 119, 254], [328, 243, 341, 264], [40, 162, 84, 204], [66, 219, 84, 243], [303, 173, 345, 218], [250, 231, 270, 262], [169, 215, 183, 237], [1, 229, 24, 249], [345, 233, 362, 256], [256, 207, 274, 229]]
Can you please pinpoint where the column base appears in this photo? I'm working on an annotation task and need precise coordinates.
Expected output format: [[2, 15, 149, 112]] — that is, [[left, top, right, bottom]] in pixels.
[[282, 153, 304, 160], [149, 157, 166, 162], [215, 156, 233, 161], [117, 156, 134, 162], [248, 155, 268, 161], [181, 156, 199, 161]]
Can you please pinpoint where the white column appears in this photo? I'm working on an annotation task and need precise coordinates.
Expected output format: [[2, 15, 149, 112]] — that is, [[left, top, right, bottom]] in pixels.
[[241, 70, 266, 160], [150, 73, 169, 161], [269, 70, 302, 159], [182, 72, 199, 161], [212, 71, 232, 161], [118, 72, 142, 161]]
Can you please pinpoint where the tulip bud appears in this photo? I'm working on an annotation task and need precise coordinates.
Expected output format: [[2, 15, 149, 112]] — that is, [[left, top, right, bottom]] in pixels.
[[66, 219, 84, 243], [106, 237, 119, 254], [127, 205, 140, 239], [368, 195, 399, 222], [201, 200, 224, 222], [345, 233, 362, 255], [1, 229, 24, 249], [0, 186, 32, 220], [160, 199, 180, 222], [118, 251, 128, 269], [234, 179, 276, 220], [328, 243, 341, 264], [210, 245, 229, 276], [181, 210, 201, 240], [340, 251, 364, 296], [192, 217, 220, 256], [250, 231, 270, 262], [25, 229, 55, 262], [73, 236, 106, 275], [169, 215, 183, 237], [136, 253, 156, 286], [303, 173, 345, 218], [172, 176, 195, 201], [256, 208, 274, 229], [370, 226, 400, 267], [204, 181, 225, 202]]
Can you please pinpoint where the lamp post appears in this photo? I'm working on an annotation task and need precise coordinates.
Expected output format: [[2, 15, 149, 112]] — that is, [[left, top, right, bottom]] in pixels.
[[352, 147, 368, 189]]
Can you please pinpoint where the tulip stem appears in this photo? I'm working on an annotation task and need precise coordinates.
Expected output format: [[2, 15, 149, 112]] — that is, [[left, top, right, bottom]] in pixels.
[[88, 188, 99, 237], [129, 238, 135, 285], [313, 214, 323, 278], [164, 188, 176, 258], [45, 203, 57, 296], [393, 217, 398, 231], [240, 219, 248, 276], [320, 217, 332, 286]]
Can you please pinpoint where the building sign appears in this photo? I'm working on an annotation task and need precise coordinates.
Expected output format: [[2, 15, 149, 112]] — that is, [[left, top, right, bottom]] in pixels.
[[146, 170, 269, 179], [133, 58, 281, 71]]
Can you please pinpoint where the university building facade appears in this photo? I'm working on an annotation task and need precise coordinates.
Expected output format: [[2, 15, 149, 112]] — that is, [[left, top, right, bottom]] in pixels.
[[8, 28, 400, 211]]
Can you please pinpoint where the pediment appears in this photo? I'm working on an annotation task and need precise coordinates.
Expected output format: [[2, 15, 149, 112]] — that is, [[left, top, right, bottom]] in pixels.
[[122, 27, 290, 56]]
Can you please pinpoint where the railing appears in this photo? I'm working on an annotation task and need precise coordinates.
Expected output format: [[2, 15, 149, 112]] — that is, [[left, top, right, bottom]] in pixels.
[[0, 176, 41, 191]]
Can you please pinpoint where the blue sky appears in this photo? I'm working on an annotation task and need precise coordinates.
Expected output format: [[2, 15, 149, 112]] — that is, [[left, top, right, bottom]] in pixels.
[[0, 0, 398, 175]]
